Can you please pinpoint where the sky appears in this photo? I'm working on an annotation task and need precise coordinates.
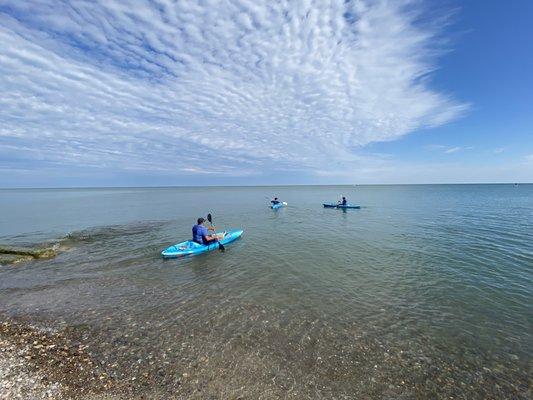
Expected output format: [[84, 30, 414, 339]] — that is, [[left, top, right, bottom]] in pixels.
[[0, 0, 532, 187]]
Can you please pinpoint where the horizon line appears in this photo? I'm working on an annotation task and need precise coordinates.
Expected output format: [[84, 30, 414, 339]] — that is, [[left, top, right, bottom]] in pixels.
[[1, 182, 530, 190]]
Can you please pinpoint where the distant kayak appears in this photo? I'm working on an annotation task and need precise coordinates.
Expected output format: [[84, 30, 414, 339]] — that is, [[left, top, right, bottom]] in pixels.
[[161, 229, 243, 258], [323, 203, 361, 209], [270, 202, 287, 209]]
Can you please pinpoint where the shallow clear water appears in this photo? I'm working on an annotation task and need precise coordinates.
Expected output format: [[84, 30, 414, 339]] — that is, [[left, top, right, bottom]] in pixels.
[[0, 185, 531, 398]]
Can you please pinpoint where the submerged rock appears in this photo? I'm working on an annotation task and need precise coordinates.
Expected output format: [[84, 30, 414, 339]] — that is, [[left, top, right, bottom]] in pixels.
[[0, 245, 57, 265], [0, 253, 35, 265]]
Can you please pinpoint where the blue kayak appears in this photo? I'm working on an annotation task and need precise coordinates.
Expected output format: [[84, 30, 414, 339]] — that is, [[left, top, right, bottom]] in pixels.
[[161, 229, 243, 258], [323, 203, 361, 209]]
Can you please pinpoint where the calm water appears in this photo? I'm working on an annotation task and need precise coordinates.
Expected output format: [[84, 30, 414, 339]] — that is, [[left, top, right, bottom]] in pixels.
[[0, 185, 532, 398]]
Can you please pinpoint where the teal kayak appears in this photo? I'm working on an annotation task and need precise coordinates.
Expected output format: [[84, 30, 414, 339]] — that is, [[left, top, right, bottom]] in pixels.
[[270, 201, 287, 209], [161, 229, 243, 258], [323, 203, 361, 209]]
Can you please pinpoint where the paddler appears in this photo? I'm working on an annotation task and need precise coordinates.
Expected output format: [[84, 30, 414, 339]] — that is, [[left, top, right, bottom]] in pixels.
[[192, 217, 219, 246]]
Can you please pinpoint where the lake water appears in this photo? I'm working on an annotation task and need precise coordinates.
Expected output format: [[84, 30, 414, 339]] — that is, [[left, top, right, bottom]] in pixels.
[[0, 185, 531, 398]]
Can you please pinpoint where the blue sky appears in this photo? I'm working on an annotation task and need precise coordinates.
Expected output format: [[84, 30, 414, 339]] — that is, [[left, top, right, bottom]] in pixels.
[[0, 0, 531, 187]]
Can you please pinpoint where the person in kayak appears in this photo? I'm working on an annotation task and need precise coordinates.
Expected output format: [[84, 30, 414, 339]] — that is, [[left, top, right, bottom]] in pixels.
[[271, 197, 280, 205], [337, 196, 348, 206], [192, 217, 219, 246]]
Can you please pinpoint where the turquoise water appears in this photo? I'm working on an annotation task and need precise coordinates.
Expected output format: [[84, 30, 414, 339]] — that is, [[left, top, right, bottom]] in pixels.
[[0, 185, 531, 398]]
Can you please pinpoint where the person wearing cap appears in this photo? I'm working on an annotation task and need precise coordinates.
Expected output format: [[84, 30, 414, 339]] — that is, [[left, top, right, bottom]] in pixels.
[[192, 217, 219, 245]]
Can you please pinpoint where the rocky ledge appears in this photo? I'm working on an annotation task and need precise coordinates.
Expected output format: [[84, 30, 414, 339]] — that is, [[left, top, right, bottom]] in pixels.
[[0, 245, 57, 265]]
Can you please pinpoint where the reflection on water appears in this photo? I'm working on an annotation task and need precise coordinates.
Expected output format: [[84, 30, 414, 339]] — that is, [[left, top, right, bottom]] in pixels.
[[0, 185, 531, 398]]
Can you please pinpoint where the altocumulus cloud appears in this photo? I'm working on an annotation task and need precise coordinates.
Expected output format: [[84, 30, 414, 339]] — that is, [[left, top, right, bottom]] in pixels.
[[0, 0, 466, 178]]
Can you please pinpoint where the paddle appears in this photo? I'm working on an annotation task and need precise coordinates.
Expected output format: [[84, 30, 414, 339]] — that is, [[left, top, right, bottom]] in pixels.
[[206, 213, 225, 252]]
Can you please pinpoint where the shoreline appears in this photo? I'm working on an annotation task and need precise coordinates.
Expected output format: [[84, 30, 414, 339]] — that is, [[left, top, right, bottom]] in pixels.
[[0, 318, 116, 399], [1, 312, 531, 400]]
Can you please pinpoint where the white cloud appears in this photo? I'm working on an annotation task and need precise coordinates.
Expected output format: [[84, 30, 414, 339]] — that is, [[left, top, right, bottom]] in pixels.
[[426, 145, 472, 154], [444, 146, 461, 154], [0, 0, 466, 180]]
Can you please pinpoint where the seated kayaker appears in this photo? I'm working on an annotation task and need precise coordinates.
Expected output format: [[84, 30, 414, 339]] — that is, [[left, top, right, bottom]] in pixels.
[[192, 217, 219, 246], [271, 197, 280, 205], [338, 196, 347, 206]]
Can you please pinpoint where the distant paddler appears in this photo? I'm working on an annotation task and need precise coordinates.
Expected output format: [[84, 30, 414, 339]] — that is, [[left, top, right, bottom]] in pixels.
[[270, 197, 287, 209]]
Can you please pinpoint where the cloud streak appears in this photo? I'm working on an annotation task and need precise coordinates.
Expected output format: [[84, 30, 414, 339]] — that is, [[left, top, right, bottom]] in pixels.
[[425, 145, 473, 154], [0, 0, 466, 180]]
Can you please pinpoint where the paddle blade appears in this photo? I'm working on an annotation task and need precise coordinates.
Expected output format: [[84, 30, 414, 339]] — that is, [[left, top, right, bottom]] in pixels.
[[207, 213, 212, 224], [218, 242, 225, 252]]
